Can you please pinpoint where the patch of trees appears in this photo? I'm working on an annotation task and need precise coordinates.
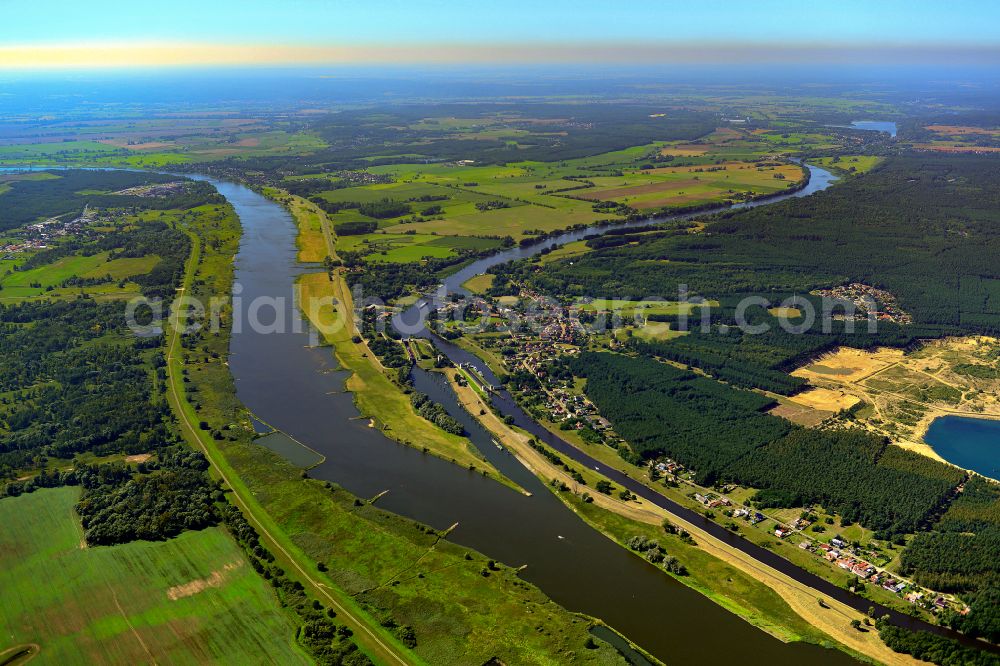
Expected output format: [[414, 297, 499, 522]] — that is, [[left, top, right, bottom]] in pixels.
[[344, 252, 486, 302], [76, 450, 217, 545], [903, 478, 1000, 640], [102, 221, 190, 300], [358, 199, 411, 219], [566, 352, 788, 485], [528, 439, 586, 485], [625, 534, 688, 575], [568, 352, 964, 532], [334, 220, 378, 235], [410, 392, 464, 435], [365, 336, 409, 368], [726, 429, 964, 535], [281, 178, 336, 197], [530, 157, 1000, 334], [876, 619, 1000, 666], [0, 171, 219, 232], [475, 200, 510, 212], [1, 448, 219, 546]]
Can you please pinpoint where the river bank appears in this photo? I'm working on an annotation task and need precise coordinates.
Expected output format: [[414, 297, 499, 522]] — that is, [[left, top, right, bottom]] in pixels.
[[442, 360, 916, 665], [176, 178, 634, 665], [294, 270, 519, 488], [227, 170, 866, 664]]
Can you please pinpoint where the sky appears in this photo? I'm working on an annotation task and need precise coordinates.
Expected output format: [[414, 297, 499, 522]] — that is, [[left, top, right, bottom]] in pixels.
[[1, 0, 999, 69]]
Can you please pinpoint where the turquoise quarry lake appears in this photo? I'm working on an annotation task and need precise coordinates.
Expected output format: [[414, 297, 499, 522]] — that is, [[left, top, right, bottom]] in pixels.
[[925, 415, 1000, 480]]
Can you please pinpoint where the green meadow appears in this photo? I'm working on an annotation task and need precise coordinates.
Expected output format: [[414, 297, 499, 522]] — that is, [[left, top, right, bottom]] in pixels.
[[811, 155, 883, 175], [0, 487, 306, 666], [0, 251, 159, 301], [337, 232, 500, 263]]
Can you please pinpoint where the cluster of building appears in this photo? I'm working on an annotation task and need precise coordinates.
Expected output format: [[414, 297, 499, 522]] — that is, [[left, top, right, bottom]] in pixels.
[[334, 170, 393, 186], [2, 207, 96, 258], [524, 349, 619, 439], [677, 476, 964, 614], [695, 492, 732, 509], [652, 459, 684, 477], [434, 284, 969, 618], [475, 293, 623, 440], [796, 536, 961, 613], [114, 181, 189, 197], [732, 507, 769, 525], [812, 282, 912, 324]]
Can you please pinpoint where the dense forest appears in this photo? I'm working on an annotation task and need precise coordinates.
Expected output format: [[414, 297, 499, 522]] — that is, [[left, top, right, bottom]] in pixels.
[[902, 476, 1000, 641], [726, 429, 963, 534], [0, 174, 211, 477], [528, 156, 1000, 333], [0, 299, 169, 472], [877, 619, 1000, 666], [566, 352, 790, 484], [569, 352, 965, 534], [308, 104, 719, 167], [628, 309, 950, 394], [0, 170, 220, 231]]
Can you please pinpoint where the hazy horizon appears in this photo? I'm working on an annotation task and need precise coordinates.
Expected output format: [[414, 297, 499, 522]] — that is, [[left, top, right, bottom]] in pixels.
[[3, 0, 1000, 69]]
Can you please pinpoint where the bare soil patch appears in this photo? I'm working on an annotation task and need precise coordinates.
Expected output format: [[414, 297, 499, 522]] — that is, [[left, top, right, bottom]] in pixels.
[[166, 561, 242, 601], [792, 347, 902, 384]]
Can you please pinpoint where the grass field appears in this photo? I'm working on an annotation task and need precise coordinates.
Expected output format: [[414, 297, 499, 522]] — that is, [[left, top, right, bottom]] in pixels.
[[576, 162, 804, 210], [0, 488, 306, 665], [384, 204, 609, 238], [338, 232, 501, 263], [262, 189, 332, 263], [0, 251, 158, 302], [540, 239, 591, 260], [811, 155, 883, 175], [574, 298, 715, 317], [633, 321, 685, 341], [461, 273, 495, 294]]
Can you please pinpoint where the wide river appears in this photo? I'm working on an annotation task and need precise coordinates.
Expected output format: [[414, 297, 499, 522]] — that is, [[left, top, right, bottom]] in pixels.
[[218, 161, 1000, 662], [9, 160, 977, 661], [217, 165, 875, 665]]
